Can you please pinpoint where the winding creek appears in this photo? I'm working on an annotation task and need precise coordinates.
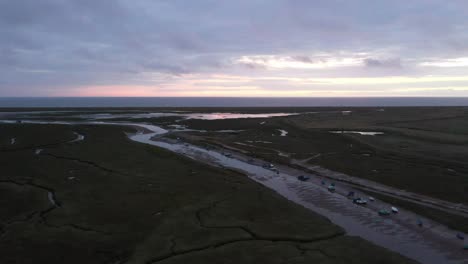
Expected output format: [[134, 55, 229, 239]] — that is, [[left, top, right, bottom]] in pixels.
[[129, 125, 467, 264], [1, 116, 467, 264]]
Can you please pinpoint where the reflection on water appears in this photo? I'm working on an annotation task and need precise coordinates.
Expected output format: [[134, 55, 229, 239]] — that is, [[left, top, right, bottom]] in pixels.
[[47, 192, 58, 207], [184, 113, 298, 120], [70, 132, 85, 143], [277, 129, 288, 136], [78, 112, 299, 120], [2, 111, 300, 121], [330, 131, 384, 136]]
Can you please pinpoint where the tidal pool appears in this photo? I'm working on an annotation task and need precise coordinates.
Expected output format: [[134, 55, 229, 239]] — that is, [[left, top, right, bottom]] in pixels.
[[75, 112, 300, 121], [330, 131, 384, 136]]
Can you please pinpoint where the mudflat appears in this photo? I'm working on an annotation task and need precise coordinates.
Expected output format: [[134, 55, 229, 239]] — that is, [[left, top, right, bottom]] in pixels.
[[168, 107, 468, 235], [0, 123, 417, 264]]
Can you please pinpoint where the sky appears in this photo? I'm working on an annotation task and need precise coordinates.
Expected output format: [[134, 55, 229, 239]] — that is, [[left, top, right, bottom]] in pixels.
[[1, 0, 468, 97]]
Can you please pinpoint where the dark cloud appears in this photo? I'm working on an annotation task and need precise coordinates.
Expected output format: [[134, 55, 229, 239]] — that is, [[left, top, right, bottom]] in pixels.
[[240, 62, 268, 70], [291, 55, 314, 63], [364, 58, 402, 68], [141, 61, 189, 75]]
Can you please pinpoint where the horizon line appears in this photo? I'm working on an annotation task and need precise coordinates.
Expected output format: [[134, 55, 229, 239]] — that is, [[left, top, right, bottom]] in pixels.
[[2, 96, 468, 99]]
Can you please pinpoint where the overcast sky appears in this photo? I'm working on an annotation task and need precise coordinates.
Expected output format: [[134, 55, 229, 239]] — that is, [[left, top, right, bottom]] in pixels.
[[1, 0, 468, 97]]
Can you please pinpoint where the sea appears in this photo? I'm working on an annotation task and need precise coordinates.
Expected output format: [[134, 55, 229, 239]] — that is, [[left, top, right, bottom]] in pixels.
[[1, 97, 468, 107]]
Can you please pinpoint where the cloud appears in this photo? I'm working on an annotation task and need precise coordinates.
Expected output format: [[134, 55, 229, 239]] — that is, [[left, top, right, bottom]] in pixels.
[[420, 57, 468, 67], [1, 0, 468, 96], [290, 55, 314, 63], [364, 58, 402, 68], [235, 54, 363, 69]]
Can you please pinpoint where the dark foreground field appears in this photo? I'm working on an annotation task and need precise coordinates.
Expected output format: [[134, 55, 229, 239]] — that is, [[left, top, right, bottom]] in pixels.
[[0, 124, 416, 264]]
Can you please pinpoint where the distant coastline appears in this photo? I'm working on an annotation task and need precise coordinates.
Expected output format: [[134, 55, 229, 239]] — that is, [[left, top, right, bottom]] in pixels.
[[1, 97, 468, 107]]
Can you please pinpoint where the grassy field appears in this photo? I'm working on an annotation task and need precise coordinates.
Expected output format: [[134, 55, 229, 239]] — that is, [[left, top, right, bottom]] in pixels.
[[0, 123, 416, 264], [155, 107, 468, 233], [175, 107, 468, 205]]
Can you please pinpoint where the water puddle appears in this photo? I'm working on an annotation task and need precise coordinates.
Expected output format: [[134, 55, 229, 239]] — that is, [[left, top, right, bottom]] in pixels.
[[330, 131, 384, 136], [277, 129, 288, 136], [47, 192, 58, 207], [70, 132, 85, 143], [246, 140, 272, 144]]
